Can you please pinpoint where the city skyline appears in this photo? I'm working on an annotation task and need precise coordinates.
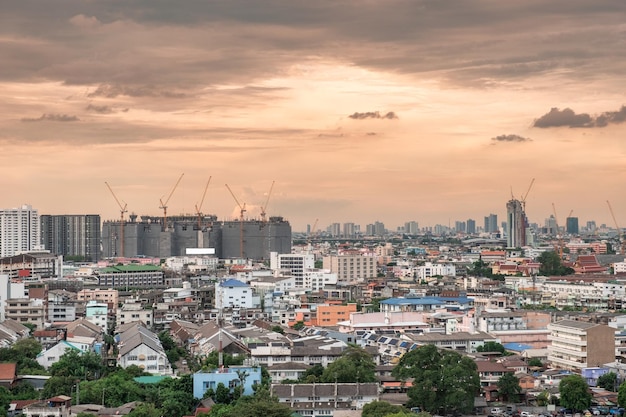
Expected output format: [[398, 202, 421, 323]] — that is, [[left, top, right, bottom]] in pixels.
[[1, 1, 626, 231]]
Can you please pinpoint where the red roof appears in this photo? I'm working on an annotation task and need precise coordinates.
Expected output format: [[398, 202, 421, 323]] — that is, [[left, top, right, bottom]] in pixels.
[[0, 363, 17, 381]]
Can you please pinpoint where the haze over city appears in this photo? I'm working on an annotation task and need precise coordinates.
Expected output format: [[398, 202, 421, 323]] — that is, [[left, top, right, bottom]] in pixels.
[[1, 1, 625, 231]]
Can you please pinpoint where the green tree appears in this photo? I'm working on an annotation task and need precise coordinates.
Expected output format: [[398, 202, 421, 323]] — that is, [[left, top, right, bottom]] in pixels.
[[10, 381, 39, 400], [393, 344, 480, 415], [49, 349, 105, 380], [559, 375, 592, 411], [203, 351, 244, 369], [362, 400, 406, 417], [42, 376, 78, 399], [320, 346, 377, 383], [538, 251, 574, 276], [497, 372, 522, 402], [598, 372, 618, 391], [618, 380, 626, 407], [0, 386, 10, 417], [214, 382, 232, 404], [270, 326, 285, 335], [476, 341, 507, 354], [300, 364, 324, 383], [292, 321, 305, 331], [217, 394, 292, 417], [528, 358, 543, 368], [127, 403, 162, 417]]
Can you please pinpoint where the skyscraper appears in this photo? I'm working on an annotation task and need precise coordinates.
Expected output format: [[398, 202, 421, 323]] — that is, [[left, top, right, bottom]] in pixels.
[[566, 217, 579, 235], [506, 199, 528, 248], [40, 215, 101, 261], [467, 219, 476, 234], [0, 204, 40, 257]]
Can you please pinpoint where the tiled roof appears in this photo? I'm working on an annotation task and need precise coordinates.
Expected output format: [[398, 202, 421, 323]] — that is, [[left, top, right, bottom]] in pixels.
[[0, 363, 16, 381]]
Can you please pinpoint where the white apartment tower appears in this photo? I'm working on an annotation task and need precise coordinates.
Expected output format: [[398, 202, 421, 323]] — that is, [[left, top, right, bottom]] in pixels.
[[0, 204, 41, 257]]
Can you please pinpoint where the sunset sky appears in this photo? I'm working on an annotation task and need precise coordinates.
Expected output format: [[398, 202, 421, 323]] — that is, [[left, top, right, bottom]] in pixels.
[[2, 1, 626, 232]]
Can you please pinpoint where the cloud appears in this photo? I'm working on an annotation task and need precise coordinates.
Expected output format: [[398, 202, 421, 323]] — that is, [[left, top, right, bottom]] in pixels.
[[86, 104, 114, 114], [21, 114, 80, 122], [87, 84, 188, 99], [533, 105, 626, 128], [348, 111, 398, 120], [491, 134, 531, 143]]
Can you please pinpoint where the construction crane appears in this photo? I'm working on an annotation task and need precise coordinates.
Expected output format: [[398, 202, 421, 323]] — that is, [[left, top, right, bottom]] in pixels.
[[607, 200, 625, 255], [105, 182, 128, 258], [552, 203, 564, 259], [225, 184, 246, 258], [159, 173, 184, 231], [260, 180, 275, 222], [520, 178, 535, 211], [195, 176, 212, 230]]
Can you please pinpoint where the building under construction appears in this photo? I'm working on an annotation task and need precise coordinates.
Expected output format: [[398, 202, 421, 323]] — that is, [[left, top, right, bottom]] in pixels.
[[102, 214, 291, 260]]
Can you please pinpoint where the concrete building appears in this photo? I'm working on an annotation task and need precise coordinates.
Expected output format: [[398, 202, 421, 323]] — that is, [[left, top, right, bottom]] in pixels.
[[484, 214, 498, 234], [95, 264, 164, 289], [102, 215, 291, 260], [85, 301, 109, 333], [547, 319, 616, 371], [0, 204, 41, 258], [0, 252, 62, 280], [323, 254, 377, 282], [313, 304, 357, 327], [40, 214, 101, 261], [0, 274, 26, 321], [506, 199, 528, 248], [271, 383, 379, 415], [5, 298, 45, 329], [116, 300, 153, 328], [566, 217, 579, 235], [215, 279, 256, 309], [77, 288, 119, 311]]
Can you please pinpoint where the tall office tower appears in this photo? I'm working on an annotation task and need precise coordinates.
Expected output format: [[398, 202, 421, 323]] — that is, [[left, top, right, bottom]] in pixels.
[[365, 224, 375, 236], [404, 221, 419, 235], [545, 215, 558, 236], [506, 199, 528, 248], [343, 222, 355, 238], [40, 215, 101, 261], [484, 214, 498, 233], [455, 221, 466, 233], [0, 204, 40, 257], [586, 221, 597, 234], [467, 219, 476, 234], [566, 217, 579, 235]]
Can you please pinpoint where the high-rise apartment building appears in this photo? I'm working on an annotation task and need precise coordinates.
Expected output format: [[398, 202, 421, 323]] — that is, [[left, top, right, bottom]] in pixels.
[[484, 214, 498, 233], [404, 221, 419, 235], [0, 204, 40, 257], [466, 219, 476, 234], [40, 215, 101, 261], [343, 222, 356, 238], [506, 199, 528, 248]]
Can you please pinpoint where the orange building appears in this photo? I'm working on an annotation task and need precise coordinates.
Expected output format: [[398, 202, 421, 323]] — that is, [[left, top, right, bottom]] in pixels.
[[313, 303, 358, 327]]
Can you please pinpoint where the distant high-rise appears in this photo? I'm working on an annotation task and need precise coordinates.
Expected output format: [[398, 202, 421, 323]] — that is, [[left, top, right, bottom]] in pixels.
[[404, 221, 419, 235], [484, 214, 498, 233], [545, 215, 558, 236], [455, 221, 466, 233], [467, 219, 476, 234], [373, 221, 385, 236], [40, 215, 101, 261], [343, 222, 356, 238], [506, 199, 528, 248], [0, 204, 40, 257], [566, 217, 579, 235]]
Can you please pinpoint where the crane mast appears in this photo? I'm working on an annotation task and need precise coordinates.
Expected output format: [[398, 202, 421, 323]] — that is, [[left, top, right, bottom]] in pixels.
[[260, 180, 275, 222], [105, 182, 128, 258], [225, 184, 246, 258], [159, 173, 184, 231], [607, 200, 625, 255]]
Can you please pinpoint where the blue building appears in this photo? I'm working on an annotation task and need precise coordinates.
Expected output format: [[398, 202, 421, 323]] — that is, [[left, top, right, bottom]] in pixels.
[[380, 295, 474, 313], [193, 366, 262, 399]]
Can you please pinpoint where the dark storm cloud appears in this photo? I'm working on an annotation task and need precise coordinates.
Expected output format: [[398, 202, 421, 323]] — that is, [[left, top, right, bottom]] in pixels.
[[348, 111, 398, 120], [491, 134, 531, 143], [534, 105, 626, 128], [21, 114, 80, 122], [2, 1, 626, 91]]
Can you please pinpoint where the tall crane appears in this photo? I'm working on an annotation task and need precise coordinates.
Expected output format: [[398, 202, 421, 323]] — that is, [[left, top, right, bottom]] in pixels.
[[195, 176, 212, 230], [520, 178, 535, 212], [105, 182, 128, 258], [225, 184, 246, 258], [607, 200, 625, 255], [159, 173, 184, 231], [260, 180, 275, 222], [552, 203, 564, 259]]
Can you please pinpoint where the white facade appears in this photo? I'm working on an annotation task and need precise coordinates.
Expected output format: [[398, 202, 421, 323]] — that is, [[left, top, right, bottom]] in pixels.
[[164, 255, 218, 273], [86, 301, 109, 333], [416, 262, 456, 279], [116, 300, 153, 327], [215, 278, 255, 309], [0, 204, 41, 257], [302, 269, 337, 291], [0, 274, 26, 321], [615, 259, 626, 274]]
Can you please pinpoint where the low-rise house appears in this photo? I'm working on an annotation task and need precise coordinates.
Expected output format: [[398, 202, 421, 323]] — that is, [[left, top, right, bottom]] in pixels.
[[0, 319, 31, 347], [0, 363, 17, 388], [36, 336, 96, 369], [22, 395, 71, 417], [475, 360, 513, 387], [117, 325, 172, 375], [267, 362, 311, 383]]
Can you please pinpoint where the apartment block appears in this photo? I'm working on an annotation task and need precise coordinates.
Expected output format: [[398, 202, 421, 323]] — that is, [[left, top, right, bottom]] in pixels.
[[547, 319, 616, 371], [40, 214, 101, 261], [313, 303, 357, 327], [323, 254, 377, 282], [5, 298, 45, 329], [0, 204, 40, 258]]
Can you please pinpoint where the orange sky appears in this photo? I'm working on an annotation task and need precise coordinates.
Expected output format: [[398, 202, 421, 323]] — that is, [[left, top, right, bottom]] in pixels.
[[1, 1, 625, 231]]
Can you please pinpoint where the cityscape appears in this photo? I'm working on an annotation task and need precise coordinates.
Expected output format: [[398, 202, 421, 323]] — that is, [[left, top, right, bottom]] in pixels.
[[2, 1, 626, 417]]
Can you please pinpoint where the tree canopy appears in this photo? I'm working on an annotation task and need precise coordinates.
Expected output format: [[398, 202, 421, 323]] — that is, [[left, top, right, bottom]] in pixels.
[[320, 345, 377, 383], [597, 372, 618, 391], [559, 375, 592, 411], [497, 372, 522, 402], [538, 251, 574, 276], [393, 344, 480, 415], [362, 400, 406, 417]]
